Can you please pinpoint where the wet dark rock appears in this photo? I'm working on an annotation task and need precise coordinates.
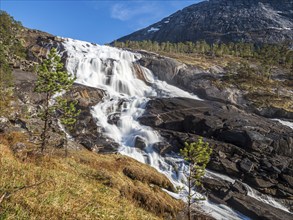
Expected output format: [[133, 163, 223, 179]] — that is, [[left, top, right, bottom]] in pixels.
[[231, 180, 247, 195], [153, 142, 173, 156], [134, 136, 147, 150], [272, 166, 282, 174], [139, 97, 293, 215], [276, 184, 293, 197], [203, 176, 293, 219], [107, 113, 121, 125], [218, 130, 249, 149], [226, 194, 293, 220], [140, 97, 293, 156], [256, 107, 293, 120], [261, 158, 273, 169], [207, 194, 227, 206]]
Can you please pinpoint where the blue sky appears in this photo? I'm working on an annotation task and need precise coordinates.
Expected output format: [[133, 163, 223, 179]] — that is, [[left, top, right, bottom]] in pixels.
[[1, 0, 201, 44]]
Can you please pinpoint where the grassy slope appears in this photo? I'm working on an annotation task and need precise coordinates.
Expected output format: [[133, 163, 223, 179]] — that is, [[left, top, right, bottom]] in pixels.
[[158, 52, 242, 70], [156, 51, 292, 112], [0, 132, 183, 220]]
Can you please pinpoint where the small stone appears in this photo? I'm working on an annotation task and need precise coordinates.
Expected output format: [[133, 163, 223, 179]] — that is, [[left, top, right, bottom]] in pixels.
[[219, 151, 227, 158], [239, 158, 254, 173], [12, 142, 26, 153]]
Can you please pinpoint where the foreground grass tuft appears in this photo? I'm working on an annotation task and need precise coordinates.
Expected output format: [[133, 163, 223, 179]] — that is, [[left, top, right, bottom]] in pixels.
[[0, 133, 183, 220]]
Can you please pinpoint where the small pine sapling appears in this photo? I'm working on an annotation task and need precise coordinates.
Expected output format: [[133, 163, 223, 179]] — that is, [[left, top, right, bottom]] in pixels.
[[180, 137, 212, 220], [35, 48, 79, 152]]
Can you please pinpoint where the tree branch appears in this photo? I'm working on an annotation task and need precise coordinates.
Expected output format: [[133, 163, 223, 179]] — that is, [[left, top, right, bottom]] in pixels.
[[0, 180, 46, 204]]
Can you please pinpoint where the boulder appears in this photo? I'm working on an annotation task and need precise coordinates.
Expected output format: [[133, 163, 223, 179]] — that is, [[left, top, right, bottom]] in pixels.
[[246, 176, 275, 188], [231, 180, 247, 195], [219, 158, 240, 176], [227, 194, 293, 220], [134, 136, 147, 150]]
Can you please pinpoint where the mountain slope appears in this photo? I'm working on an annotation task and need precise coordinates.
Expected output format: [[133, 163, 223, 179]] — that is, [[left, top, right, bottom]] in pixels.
[[116, 0, 293, 44]]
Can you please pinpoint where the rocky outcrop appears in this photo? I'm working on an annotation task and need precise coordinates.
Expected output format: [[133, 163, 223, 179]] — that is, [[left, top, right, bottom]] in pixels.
[[138, 97, 293, 217], [11, 70, 119, 153], [226, 193, 291, 220], [138, 51, 293, 120], [204, 178, 293, 220], [21, 28, 64, 61], [64, 85, 120, 153], [117, 0, 293, 44], [139, 52, 247, 106], [16, 28, 65, 72]]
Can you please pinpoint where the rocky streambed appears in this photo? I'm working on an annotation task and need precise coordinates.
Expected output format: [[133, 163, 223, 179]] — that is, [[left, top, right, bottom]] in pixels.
[[136, 51, 293, 218], [139, 97, 293, 219], [8, 32, 293, 219]]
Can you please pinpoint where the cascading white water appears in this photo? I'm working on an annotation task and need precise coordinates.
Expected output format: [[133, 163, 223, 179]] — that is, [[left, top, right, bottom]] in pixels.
[[272, 119, 293, 129], [61, 38, 288, 219], [206, 170, 291, 213], [242, 183, 290, 212]]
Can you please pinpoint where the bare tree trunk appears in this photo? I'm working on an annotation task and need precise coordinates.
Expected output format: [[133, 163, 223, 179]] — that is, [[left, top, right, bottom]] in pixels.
[[64, 132, 68, 157], [188, 167, 192, 220], [40, 93, 50, 152]]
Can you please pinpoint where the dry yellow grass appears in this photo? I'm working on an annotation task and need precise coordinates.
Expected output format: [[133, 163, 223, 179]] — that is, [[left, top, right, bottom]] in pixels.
[[0, 133, 183, 220], [158, 52, 242, 70], [164, 51, 293, 113]]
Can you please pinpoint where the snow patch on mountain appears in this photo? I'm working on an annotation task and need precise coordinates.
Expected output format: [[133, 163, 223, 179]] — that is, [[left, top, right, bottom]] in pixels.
[[147, 27, 160, 33]]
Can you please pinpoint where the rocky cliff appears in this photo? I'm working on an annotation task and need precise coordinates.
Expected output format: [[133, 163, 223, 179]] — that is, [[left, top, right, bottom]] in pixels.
[[116, 0, 293, 44]]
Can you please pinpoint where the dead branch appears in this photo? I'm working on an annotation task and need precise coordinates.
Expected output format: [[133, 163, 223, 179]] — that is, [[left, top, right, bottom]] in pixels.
[[0, 180, 46, 205]]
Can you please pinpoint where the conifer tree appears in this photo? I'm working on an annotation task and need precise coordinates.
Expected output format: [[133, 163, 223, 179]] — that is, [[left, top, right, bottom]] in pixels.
[[0, 11, 25, 115], [180, 137, 212, 220], [35, 48, 80, 152], [0, 46, 13, 113]]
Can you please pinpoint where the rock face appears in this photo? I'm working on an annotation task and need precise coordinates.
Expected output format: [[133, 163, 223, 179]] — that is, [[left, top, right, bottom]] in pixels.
[[116, 0, 293, 44], [204, 178, 293, 220], [17, 28, 65, 72], [139, 97, 293, 217], [63, 85, 119, 153], [11, 70, 119, 153], [138, 50, 293, 119]]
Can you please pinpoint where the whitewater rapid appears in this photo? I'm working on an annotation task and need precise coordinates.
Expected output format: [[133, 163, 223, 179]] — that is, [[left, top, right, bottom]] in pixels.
[[61, 38, 289, 219], [272, 119, 293, 130]]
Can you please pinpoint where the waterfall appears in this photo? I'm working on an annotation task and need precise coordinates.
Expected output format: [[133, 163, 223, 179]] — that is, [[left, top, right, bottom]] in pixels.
[[61, 38, 283, 220]]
